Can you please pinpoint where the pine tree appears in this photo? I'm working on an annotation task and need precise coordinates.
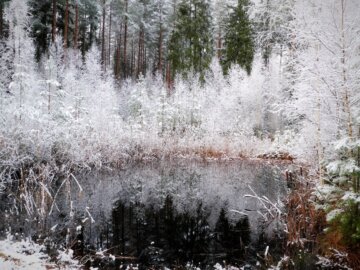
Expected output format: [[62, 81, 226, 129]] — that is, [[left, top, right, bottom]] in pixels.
[[29, 0, 99, 60], [0, 1, 3, 38], [73, 0, 79, 49], [7, 0, 41, 122], [254, 0, 295, 67], [0, 0, 11, 105], [123, 0, 128, 77], [167, 0, 213, 81], [255, 0, 271, 66], [29, 0, 52, 61], [79, 0, 98, 55], [63, 0, 69, 48], [0, 0, 10, 38], [52, 0, 57, 42], [222, 0, 254, 75], [212, 0, 229, 60]]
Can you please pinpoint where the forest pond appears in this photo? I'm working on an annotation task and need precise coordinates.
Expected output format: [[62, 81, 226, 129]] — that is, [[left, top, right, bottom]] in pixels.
[[1, 160, 290, 269]]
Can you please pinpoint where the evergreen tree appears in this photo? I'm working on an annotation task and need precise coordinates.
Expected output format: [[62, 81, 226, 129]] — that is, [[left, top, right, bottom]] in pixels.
[[222, 0, 254, 75], [43, 40, 64, 117], [7, 0, 41, 122], [254, 0, 295, 67], [0, 0, 11, 102], [212, 0, 229, 60], [29, 0, 99, 60], [79, 0, 98, 55], [0, 0, 10, 38], [167, 0, 213, 81], [29, 0, 53, 61], [254, 0, 271, 66], [0, 0, 14, 120]]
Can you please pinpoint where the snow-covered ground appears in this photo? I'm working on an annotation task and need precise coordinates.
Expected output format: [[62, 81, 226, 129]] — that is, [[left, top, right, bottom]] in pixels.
[[0, 234, 80, 270]]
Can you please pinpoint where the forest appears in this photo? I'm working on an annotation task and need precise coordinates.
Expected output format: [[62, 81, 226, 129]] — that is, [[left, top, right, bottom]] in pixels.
[[0, 0, 360, 269]]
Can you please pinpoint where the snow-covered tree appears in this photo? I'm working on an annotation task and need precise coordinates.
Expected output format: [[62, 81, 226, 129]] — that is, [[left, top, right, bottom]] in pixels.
[[6, 0, 42, 124]]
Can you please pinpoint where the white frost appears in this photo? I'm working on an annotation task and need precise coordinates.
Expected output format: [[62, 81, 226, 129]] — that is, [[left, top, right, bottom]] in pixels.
[[0, 234, 81, 270], [326, 209, 344, 222]]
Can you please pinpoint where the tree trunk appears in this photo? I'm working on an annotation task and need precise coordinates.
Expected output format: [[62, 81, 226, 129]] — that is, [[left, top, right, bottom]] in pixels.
[[137, 28, 145, 78], [108, 5, 112, 68], [115, 41, 120, 79], [123, 0, 128, 77], [157, 3, 163, 74], [130, 37, 134, 78], [52, 0, 57, 43], [89, 10, 95, 47], [81, 11, 85, 54], [0, 2, 3, 38], [340, 0, 353, 139], [158, 24, 163, 74], [115, 29, 122, 79], [315, 42, 324, 185], [73, 2, 79, 49], [143, 46, 146, 75], [101, 1, 106, 70], [166, 62, 172, 93], [136, 29, 142, 78], [217, 30, 222, 59], [48, 84, 51, 114], [64, 0, 69, 48]]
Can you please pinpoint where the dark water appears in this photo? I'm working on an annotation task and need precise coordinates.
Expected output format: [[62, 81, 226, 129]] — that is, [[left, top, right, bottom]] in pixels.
[[1, 160, 289, 269]]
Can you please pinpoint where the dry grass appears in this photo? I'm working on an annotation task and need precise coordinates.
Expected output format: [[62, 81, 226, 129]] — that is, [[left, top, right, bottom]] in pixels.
[[257, 151, 295, 162], [284, 170, 360, 269], [319, 221, 360, 269], [285, 181, 326, 255], [0, 252, 21, 266], [280, 168, 327, 270]]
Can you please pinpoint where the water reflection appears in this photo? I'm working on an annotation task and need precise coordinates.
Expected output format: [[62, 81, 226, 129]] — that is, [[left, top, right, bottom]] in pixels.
[[1, 160, 288, 268], [110, 198, 252, 269], [61, 160, 286, 268]]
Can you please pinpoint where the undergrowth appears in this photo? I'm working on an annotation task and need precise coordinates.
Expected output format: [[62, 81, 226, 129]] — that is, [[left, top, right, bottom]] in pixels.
[[275, 167, 360, 270]]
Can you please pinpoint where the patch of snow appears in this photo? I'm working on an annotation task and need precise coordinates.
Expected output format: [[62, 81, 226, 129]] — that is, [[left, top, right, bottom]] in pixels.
[[50, 224, 58, 231], [0, 235, 51, 270], [341, 192, 360, 202], [86, 207, 95, 223], [213, 263, 240, 270], [0, 233, 81, 270], [267, 255, 290, 270], [334, 137, 351, 151], [125, 265, 139, 270], [313, 184, 341, 202], [45, 79, 61, 87], [326, 209, 344, 222], [82, 217, 89, 223], [95, 250, 105, 258], [326, 161, 342, 174], [56, 249, 80, 268], [264, 245, 269, 257], [327, 159, 360, 176]]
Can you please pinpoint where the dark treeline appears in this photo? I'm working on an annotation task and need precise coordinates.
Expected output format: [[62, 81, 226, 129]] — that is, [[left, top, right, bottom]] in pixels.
[[1, 0, 256, 83]]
